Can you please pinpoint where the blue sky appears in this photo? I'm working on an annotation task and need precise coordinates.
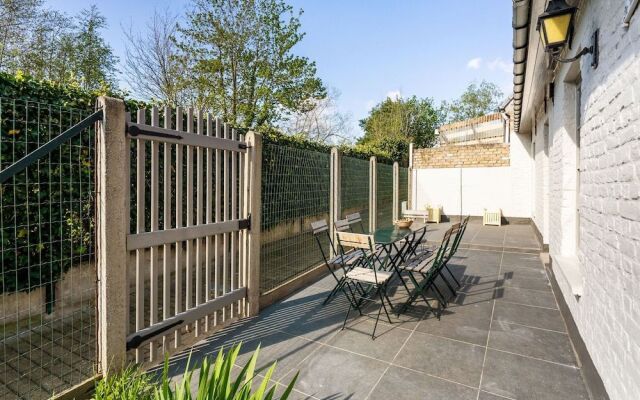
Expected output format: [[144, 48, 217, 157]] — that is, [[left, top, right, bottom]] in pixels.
[[46, 0, 513, 137]]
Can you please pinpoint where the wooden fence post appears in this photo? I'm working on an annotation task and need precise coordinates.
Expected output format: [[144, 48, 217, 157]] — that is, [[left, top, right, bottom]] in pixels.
[[369, 156, 377, 233], [245, 131, 262, 317], [96, 96, 128, 374], [330, 148, 341, 256], [392, 162, 399, 221]]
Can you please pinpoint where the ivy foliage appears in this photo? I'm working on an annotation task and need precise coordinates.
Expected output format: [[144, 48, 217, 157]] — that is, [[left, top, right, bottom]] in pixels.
[[0, 71, 401, 296]]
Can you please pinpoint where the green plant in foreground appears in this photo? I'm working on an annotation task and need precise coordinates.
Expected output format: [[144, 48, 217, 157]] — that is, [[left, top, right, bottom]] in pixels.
[[93, 343, 298, 400], [92, 363, 154, 400]]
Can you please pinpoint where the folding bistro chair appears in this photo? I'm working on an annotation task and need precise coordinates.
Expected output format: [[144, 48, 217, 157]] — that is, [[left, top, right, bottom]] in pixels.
[[336, 231, 394, 339], [441, 216, 471, 287], [311, 220, 362, 306], [399, 227, 455, 317], [346, 212, 367, 233]]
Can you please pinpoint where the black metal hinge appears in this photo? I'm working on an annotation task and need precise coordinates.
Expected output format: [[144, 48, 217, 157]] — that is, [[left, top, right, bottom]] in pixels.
[[127, 123, 182, 140], [239, 214, 251, 230]]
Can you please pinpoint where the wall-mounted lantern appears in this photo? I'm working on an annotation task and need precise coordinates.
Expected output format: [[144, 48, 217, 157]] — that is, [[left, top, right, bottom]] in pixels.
[[537, 0, 598, 68]]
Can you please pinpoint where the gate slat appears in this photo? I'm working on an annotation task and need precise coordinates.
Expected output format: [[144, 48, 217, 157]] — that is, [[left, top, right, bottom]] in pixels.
[[186, 108, 194, 332], [195, 110, 204, 336], [205, 114, 213, 332], [214, 117, 222, 326], [135, 108, 146, 363], [149, 106, 159, 362], [174, 107, 184, 348], [231, 128, 237, 319], [162, 106, 172, 352], [222, 122, 229, 322]]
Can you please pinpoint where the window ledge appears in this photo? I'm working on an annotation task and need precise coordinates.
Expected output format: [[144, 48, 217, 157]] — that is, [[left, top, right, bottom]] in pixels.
[[552, 254, 584, 297]]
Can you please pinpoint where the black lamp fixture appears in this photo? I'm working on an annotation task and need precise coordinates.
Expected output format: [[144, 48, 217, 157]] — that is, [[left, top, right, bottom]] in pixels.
[[537, 0, 598, 68]]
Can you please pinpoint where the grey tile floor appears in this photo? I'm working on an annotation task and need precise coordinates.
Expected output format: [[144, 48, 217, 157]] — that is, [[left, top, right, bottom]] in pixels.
[[166, 222, 590, 400]]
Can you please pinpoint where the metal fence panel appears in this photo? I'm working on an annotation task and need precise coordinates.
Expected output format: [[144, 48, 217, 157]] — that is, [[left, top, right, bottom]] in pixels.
[[260, 144, 330, 293], [340, 156, 370, 232], [376, 163, 394, 228], [0, 98, 96, 399]]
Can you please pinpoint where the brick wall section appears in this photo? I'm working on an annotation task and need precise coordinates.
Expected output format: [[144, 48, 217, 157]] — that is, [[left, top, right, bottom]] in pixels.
[[413, 144, 510, 168]]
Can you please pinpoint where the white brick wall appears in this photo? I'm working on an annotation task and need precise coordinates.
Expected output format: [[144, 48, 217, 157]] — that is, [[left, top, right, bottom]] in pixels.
[[529, 1, 640, 399]]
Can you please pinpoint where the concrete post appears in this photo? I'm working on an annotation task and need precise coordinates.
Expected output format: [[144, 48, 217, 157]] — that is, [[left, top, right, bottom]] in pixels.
[[245, 131, 262, 317], [408, 143, 414, 209], [392, 162, 399, 221], [329, 148, 341, 256], [96, 96, 128, 374], [369, 156, 377, 233]]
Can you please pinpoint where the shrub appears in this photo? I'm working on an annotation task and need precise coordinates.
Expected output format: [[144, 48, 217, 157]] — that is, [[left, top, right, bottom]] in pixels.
[[92, 343, 298, 400]]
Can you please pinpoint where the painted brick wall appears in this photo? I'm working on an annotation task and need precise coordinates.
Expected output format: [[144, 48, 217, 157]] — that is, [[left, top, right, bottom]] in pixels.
[[413, 144, 510, 168], [538, 2, 640, 399]]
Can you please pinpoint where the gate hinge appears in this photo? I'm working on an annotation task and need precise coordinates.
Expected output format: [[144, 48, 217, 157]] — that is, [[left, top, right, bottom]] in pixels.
[[239, 215, 251, 230]]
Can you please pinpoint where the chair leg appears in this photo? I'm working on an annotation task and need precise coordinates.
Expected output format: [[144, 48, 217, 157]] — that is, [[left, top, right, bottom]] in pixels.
[[438, 272, 457, 297], [342, 301, 353, 331], [379, 288, 392, 324], [373, 300, 383, 340], [323, 279, 343, 305]]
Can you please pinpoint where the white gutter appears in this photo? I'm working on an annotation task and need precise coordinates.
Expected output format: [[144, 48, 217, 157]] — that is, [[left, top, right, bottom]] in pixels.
[[624, 0, 639, 26]]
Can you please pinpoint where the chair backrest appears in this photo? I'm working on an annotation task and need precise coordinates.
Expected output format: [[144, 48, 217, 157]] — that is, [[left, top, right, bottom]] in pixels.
[[310, 219, 336, 265], [346, 212, 367, 233], [311, 220, 329, 235], [446, 223, 462, 259], [336, 231, 374, 251], [432, 227, 454, 269], [335, 218, 351, 232]]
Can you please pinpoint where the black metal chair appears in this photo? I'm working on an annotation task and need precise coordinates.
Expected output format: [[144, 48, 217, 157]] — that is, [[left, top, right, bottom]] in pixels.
[[311, 220, 362, 306], [398, 227, 455, 318], [346, 212, 367, 233]]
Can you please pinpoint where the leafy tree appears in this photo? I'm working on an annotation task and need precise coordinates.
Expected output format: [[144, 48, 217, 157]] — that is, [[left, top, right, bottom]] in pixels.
[[72, 5, 118, 90], [442, 80, 503, 123], [175, 0, 326, 129], [0, 3, 117, 91], [358, 95, 443, 163], [0, 0, 42, 70]]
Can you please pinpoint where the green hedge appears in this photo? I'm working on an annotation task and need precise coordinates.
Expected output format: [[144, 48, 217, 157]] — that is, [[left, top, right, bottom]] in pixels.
[[0, 71, 403, 296]]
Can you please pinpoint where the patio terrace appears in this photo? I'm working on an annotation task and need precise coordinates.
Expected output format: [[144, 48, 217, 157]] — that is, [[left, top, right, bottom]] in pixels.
[[164, 221, 591, 400]]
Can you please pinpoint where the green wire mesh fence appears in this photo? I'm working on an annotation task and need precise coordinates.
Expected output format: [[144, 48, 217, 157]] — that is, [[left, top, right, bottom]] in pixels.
[[376, 163, 394, 228], [0, 98, 96, 399], [260, 143, 330, 293], [340, 156, 370, 232]]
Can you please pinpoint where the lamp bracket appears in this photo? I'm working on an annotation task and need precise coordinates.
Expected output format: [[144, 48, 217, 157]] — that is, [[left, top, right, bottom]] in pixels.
[[552, 29, 599, 68]]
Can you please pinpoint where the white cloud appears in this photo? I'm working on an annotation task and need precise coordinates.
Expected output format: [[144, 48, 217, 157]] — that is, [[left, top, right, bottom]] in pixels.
[[365, 99, 376, 110], [487, 58, 512, 73], [466, 57, 482, 70], [386, 90, 402, 101]]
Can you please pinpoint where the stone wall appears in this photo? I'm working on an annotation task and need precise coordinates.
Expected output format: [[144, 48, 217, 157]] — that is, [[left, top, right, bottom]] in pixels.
[[413, 144, 510, 169]]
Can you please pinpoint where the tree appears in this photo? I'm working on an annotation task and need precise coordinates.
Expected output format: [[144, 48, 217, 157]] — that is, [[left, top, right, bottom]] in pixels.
[[73, 5, 118, 90], [0, 3, 117, 91], [123, 9, 188, 105], [358, 95, 444, 163], [442, 80, 503, 123], [0, 0, 42, 70], [282, 87, 352, 144], [175, 0, 326, 129]]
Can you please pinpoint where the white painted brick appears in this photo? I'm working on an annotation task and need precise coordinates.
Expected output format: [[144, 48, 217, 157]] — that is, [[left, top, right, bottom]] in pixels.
[[527, 1, 640, 399]]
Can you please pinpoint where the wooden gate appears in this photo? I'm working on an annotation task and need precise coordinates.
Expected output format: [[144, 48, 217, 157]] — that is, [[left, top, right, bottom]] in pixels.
[[95, 97, 261, 371]]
